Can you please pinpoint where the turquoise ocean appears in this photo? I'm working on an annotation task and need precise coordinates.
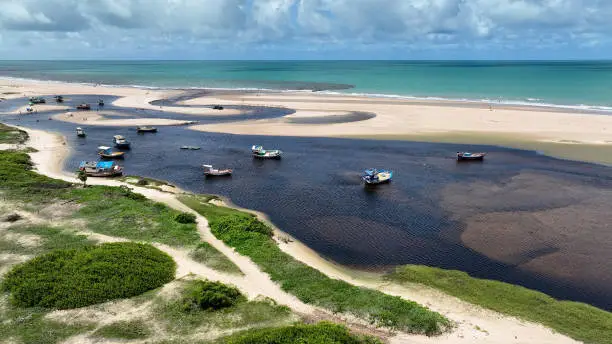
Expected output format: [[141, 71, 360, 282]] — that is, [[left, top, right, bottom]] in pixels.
[[2, 60, 612, 110]]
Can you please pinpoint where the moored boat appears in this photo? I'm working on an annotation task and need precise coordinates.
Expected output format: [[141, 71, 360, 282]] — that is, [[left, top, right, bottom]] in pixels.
[[29, 97, 45, 104], [457, 152, 486, 161], [113, 135, 131, 149], [251, 145, 282, 159], [98, 146, 125, 159], [77, 103, 91, 110], [79, 161, 123, 177], [136, 126, 158, 133], [180, 146, 201, 150], [203, 164, 232, 177], [98, 99, 105, 106], [54, 95, 64, 103], [361, 168, 393, 185], [76, 127, 86, 137]]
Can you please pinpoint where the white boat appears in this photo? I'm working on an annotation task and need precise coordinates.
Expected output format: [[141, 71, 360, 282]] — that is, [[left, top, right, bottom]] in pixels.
[[203, 164, 232, 177], [251, 145, 282, 159], [76, 127, 86, 137], [361, 168, 393, 185], [79, 161, 123, 177], [113, 135, 131, 149]]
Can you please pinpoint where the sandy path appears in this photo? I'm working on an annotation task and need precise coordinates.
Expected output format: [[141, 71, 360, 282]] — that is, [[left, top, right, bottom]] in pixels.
[[13, 126, 580, 344]]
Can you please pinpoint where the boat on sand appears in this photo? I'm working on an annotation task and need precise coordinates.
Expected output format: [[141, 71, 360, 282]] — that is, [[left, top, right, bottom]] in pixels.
[[76, 127, 86, 137], [113, 135, 131, 149], [79, 161, 123, 177], [457, 152, 486, 161], [361, 168, 393, 185], [251, 145, 282, 159], [137, 126, 157, 133], [203, 164, 232, 176], [98, 146, 125, 159]]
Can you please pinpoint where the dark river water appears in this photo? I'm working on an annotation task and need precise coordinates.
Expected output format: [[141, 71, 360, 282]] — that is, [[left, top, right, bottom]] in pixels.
[[2, 94, 611, 311]]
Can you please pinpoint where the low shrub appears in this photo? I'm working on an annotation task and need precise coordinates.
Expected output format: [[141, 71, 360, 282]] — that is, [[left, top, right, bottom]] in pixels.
[[136, 178, 149, 186], [93, 319, 151, 340], [220, 322, 382, 344], [182, 280, 245, 311], [175, 212, 197, 224], [214, 215, 273, 237], [2, 242, 176, 309]]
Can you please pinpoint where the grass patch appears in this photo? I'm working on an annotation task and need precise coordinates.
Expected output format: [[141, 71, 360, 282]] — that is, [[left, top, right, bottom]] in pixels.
[[1, 225, 95, 255], [0, 150, 199, 246], [179, 195, 450, 335], [182, 280, 245, 312], [190, 242, 242, 275], [2, 242, 176, 309], [387, 265, 612, 344], [92, 319, 152, 340], [156, 279, 293, 335], [0, 123, 28, 144], [217, 322, 382, 344]]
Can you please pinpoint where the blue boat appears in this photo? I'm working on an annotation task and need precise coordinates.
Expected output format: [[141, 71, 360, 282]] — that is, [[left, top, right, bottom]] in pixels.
[[361, 168, 393, 185], [79, 161, 123, 177]]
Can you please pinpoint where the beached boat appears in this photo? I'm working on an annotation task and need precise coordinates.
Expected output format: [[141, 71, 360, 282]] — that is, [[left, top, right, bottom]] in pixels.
[[76, 127, 86, 137], [457, 152, 486, 161], [251, 145, 282, 159], [79, 161, 123, 177], [180, 146, 201, 150], [77, 103, 91, 110], [29, 97, 45, 104], [361, 168, 393, 185], [98, 99, 104, 106], [54, 95, 64, 103], [203, 164, 232, 177], [113, 135, 131, 149], [98, 146, 125, 159], [136, 126, 157, 133]]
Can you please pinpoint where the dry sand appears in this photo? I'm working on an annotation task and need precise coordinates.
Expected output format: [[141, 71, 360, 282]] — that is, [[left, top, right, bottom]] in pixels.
[[53, 111, 194, 126], [12, 125, 580, 344]]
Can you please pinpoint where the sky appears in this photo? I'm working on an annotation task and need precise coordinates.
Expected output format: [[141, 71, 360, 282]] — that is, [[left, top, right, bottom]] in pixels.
[[0, 0, 611, 60]]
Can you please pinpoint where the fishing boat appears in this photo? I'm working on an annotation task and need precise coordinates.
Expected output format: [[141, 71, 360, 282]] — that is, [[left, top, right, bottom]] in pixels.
[[54, 95, 64, 103], [76, 127, 86, 137], [180, 146, 201, 150], [457, 152, 486, 161], [79, 161, 123, 177], [212, 105, 224, 110], [136, 126, 158, 133], [202, 164, 232, 177], [251, 145, 282, 159], [113, 135, 131, 149], [76, 103, 91, 110], [29, 97, 45, 104], [361, 168, 393, 185], [98, 99, 104, 106], [98, 146, 125, 159]]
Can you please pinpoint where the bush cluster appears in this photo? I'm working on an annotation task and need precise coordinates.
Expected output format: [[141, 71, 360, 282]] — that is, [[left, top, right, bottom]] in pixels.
[[175, 212, 197, 224], [221, 322, 382, 344], [2, 242, 176, 309], [182, 280, 244, 311], [213, 215, 273, 237]]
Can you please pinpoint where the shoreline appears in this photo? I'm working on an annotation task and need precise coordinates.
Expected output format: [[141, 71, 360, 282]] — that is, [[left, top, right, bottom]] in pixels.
[[16, 125, 581, 344]]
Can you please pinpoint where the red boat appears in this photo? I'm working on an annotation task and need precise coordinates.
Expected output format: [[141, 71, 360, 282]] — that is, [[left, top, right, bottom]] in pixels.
[[457, 152, 486, 161]]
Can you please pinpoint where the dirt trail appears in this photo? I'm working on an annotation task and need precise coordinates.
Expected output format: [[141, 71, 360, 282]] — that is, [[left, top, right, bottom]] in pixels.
[[15, 126, 580, 344]]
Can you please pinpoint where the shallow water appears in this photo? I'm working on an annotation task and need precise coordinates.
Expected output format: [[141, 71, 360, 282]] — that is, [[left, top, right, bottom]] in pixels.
[[2, 95, 611, 311]]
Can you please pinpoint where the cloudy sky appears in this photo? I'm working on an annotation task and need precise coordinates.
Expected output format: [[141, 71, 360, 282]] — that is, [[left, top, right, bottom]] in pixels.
[[0, 0, 610, 60]]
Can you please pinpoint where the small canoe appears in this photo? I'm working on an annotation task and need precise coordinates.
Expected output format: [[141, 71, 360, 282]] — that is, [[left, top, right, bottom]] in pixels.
[[137, 126, 158, 133], [76, 127, 86, 137], [203, 164, 232, 177], [180, 146, 201, 150], [361, 168, 393, 185], [251, 145, 282, 159], [457, 152, 486, 161], [77, 103, 91, 110], [98, 146, 125, 159]]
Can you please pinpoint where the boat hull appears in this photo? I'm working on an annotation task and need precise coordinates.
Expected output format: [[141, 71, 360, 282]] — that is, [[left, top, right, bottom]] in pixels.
[[84, 170, 123, 177], [99, 153, 125, 159], [137, 128, 157, 133]]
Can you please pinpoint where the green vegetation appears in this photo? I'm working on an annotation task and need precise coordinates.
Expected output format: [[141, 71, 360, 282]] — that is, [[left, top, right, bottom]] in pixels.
[[118, 175, 176, 191], [0, 150, 199, 246], [175, 212, 197, 224], [387, 265, 612, 344], [0, 225, 94, 255], [180, 195, 450, 335], [156, 280, 294, 335], [182, 280, 245, 311], [93, 319, 152, 340], [218, 322, 382, 344], [0, 123, 28, 144], [190, 242, 242, 275], [2, 242, 176, 309]]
